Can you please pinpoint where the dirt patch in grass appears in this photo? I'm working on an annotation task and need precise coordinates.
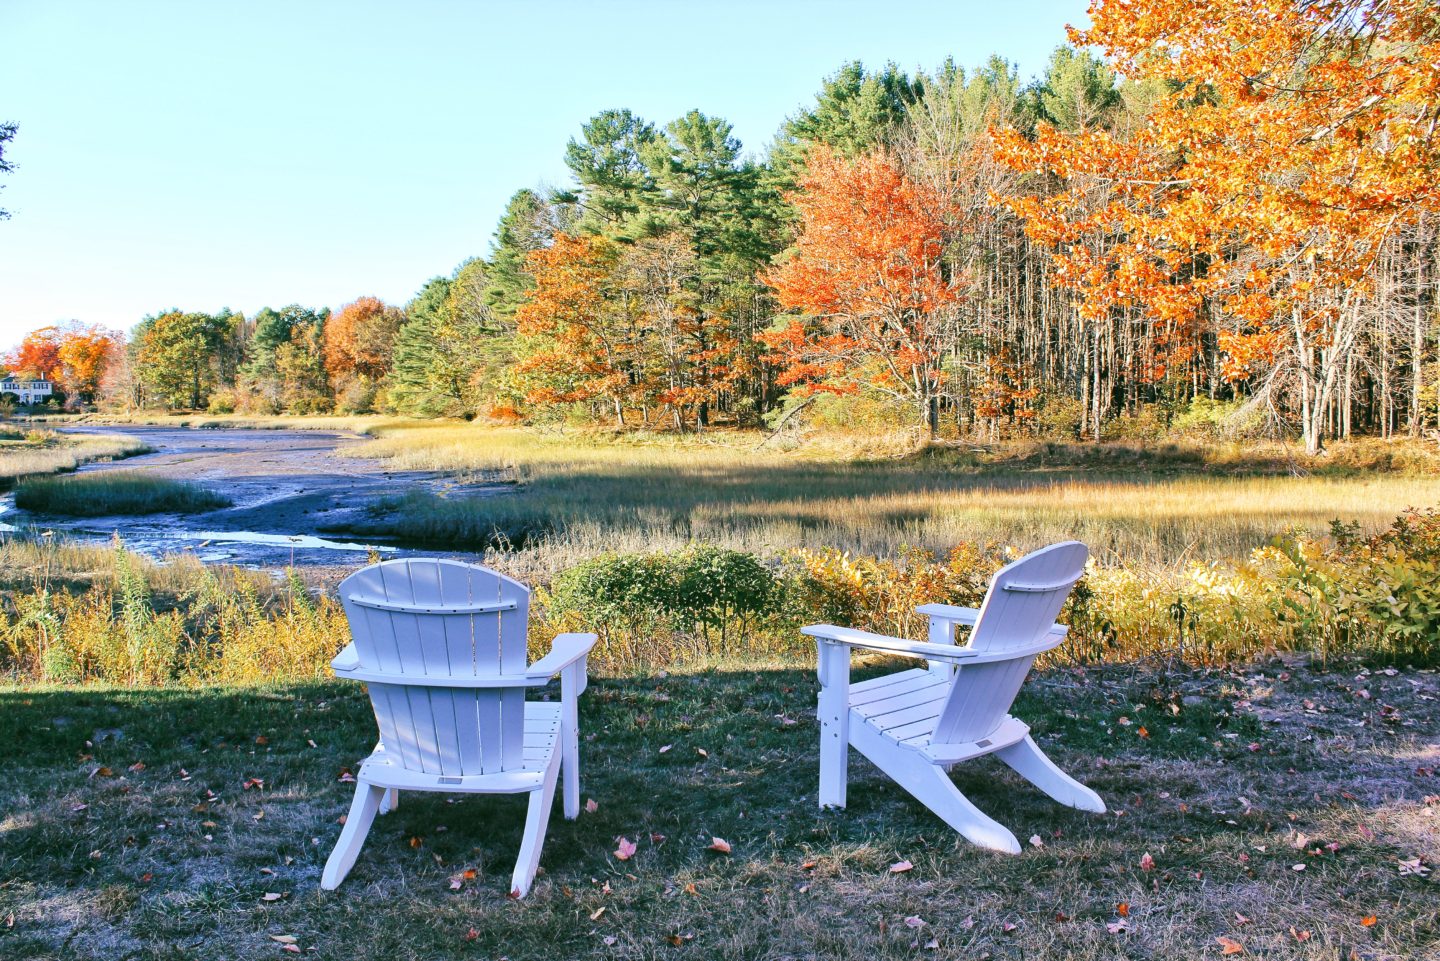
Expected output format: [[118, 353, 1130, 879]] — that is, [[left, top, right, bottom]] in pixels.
[[1, 660, 1435, 960]]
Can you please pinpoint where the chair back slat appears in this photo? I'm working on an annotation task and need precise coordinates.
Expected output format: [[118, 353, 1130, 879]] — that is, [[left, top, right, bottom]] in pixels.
[[931, 542, 1087, 745], [338, 559, 533, 776]]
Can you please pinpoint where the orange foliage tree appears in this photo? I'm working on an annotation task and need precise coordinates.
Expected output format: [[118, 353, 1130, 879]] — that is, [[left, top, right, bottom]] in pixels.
[[994, 0, 1440, 454], [323, 297, 404, 382], [7, 326, 63, 382], [514, 233, 636, 425], [759, 146, 963, 436], [56, 325, 119, 403]]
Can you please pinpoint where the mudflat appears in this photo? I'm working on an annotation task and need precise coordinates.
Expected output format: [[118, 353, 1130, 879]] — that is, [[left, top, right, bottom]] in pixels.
[[23, 426, 473, 568]]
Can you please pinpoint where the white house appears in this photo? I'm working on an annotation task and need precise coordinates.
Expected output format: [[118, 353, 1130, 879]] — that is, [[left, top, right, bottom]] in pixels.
[[0, 377, 54, 404]]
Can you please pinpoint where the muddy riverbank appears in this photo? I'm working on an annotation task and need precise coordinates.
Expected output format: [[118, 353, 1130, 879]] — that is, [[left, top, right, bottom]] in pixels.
[[1, 426, 505, 569]]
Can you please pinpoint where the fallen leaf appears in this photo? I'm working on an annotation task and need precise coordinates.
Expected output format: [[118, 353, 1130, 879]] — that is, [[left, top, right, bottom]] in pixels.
[[1139, 852, 1155, 871], [1291, 928, 1311, 942], [696, 748, 708, 758], [584, 798, 598, 814], [889, 860, 914, 873], [1398, 857, 1429, 877], [269, 936, 298, 945], [658, 744, 672, 754], [127, 761, 146, 773], [589, 906, 606, 921], [1234, 912, 1251, 924], [1106, 919, 1128, 934], [904, 916, 926, 928], [281, 946, 300, 955], [1137, 727, 1150, 739], [1116, 902, 1130, 917], [261, 893, 284, 902], [1029, 834, 1044, 848], [614, 837, 637, 861], [1360, 915, 1377, 927], [1216, 935, 1245, 955], [683, 882, 698, 895], [409, 836, 422, 849], [708, 837, 731, 854]]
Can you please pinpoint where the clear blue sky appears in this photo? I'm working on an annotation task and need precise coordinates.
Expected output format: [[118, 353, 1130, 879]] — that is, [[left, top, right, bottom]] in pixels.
[[0, 0, 1087, 347]]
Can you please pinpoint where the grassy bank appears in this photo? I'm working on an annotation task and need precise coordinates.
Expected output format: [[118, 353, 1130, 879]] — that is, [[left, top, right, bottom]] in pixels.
[[2, 662, 1435, 960], [0, 428, 151, 488], [15, 471, 232, 517], [326, 425, 1440, 578]]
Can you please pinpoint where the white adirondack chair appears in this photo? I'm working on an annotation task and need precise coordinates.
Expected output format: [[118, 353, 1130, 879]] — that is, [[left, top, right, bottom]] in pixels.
[[321, 558, 597, 897], [803, 541, 1104, 853]]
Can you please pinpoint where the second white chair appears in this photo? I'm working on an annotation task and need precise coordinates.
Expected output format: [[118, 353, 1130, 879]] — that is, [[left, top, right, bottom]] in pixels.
[[803, 541, 1104, 853]]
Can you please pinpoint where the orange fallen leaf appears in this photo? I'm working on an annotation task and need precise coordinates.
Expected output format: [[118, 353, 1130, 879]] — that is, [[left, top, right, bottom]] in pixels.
[[1360, 915, 1377, 927], [1216, 936, 1244, 955], [1116, 902, 1130, 917], [1291, 928, 1311, 942], [708, 837, 731, 854], [409, 836, 422, 849]]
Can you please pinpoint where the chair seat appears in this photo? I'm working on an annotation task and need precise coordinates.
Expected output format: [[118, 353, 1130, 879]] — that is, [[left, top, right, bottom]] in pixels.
[[357, 702, 563, 794], [849, 668, 1029, 763]]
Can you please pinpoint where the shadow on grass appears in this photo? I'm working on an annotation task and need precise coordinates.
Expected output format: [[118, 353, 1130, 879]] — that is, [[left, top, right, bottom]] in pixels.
[[2, 663, 1435, 960]]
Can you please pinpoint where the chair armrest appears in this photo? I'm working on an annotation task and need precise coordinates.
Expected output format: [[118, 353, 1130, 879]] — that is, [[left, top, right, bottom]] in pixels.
[[802, 624, 979, 663], [332, 643, 360, 673], [803, 623, 1069, 666], [526, 633, 598, 680], [915, 603, 980, 625]]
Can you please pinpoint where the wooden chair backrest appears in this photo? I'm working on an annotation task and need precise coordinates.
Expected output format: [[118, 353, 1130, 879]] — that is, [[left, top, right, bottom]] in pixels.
[[338, 558, 531, 777], [930, 541, 1087, 745]]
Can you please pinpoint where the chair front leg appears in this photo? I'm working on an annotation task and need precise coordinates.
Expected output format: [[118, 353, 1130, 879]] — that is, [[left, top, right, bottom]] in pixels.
[[560, 658, 584, 820], [816, 639, 851, 809]]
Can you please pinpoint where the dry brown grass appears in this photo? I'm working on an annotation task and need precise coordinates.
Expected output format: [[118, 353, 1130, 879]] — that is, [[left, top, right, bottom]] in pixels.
[[329, 425, 1440, 579]]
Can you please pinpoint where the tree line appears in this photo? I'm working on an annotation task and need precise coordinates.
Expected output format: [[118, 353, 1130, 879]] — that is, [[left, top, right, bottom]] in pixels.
[[7, 1, 1438, 454]]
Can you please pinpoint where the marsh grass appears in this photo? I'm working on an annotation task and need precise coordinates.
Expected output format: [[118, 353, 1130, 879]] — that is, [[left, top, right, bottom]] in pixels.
[[329, 425, 1440, 577], [0, 430, 151, 488], [15, 471, 232, 516], [1, 662, 1435, 960]]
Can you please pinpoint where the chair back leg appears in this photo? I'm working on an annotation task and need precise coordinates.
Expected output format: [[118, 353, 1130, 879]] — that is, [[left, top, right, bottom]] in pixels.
[[996, 735, 1106, 813], [510, 750, 562, 897], [321, 782, 386, 890]]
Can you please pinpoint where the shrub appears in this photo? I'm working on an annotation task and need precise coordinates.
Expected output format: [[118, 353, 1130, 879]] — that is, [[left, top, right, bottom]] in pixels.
[[544, 546, 791, 665]]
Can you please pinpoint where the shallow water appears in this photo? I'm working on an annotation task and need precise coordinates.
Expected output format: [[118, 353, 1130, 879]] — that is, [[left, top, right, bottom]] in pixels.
[[5, 425, 485, 569]]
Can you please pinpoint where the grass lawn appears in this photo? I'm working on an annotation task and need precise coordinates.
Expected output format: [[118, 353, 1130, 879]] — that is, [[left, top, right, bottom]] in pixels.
[[13, 471, 232, 517], [3, 660, 1436, 960]]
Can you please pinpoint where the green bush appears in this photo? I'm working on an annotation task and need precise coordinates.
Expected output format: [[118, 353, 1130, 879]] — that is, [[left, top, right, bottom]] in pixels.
[[544, 545, 789, 664]]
